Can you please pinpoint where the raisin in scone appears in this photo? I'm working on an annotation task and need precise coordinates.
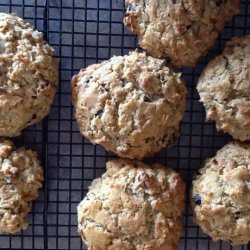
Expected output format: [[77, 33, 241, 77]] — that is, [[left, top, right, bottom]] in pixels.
[[191, 142, 250, 245], [0, 140, 43, 233], [0, 13, 58, 137], [78, 159, 185, 250], [71, 50, 187, 159], [124, 0, 240, 67], [197, 35, 250, 141]]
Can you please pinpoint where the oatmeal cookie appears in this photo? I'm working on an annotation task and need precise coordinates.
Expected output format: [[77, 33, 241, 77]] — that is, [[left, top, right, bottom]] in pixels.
[[78, 159, 185, 250], [0, 13, 58, 137], [191, 142, 250, 245], [124, 0, 240, 67], [197, 35, 250, 141], [72, 50, 187, 159], [0, 140, 43, 233]]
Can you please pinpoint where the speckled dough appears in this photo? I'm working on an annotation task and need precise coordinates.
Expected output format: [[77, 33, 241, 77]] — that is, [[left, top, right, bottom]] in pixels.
[[123, 0, 240, 67], [78, 159, 185, 250], [197, 35, 250, 141], [0, 13, 58, 137], [72, 50, 187, 159], [0, 140, 43, 233], [191, 142, 250, 245]]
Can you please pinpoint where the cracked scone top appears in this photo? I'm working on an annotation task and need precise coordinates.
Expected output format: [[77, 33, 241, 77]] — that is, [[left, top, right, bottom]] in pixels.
[[77, 159, 185, 250], [71, 50, 187, 159], [0, 140, 43, 233], [197, 35, 250, 141], [191, 142, 250, 245], [0, 13, 58, 137], [123, 0, 240, 67]]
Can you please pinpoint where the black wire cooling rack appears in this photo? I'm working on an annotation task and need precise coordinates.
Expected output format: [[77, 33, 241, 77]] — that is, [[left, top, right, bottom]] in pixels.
[[0, 0, 249, 249]]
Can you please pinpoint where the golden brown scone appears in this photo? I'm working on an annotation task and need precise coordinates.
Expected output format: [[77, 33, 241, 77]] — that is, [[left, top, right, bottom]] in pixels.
[[191, 142, 250, 245], [197, 35, 250, 141], [77, 159, 186, 250], [123, 0, 240, 67], [0, 13, 58, 137], [72, 50, 187, 159], [0, 140, 43, 233]]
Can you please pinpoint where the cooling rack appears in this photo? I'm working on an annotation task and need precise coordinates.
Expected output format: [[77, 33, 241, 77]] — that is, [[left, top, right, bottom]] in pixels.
[[0, 0, 249, 249]]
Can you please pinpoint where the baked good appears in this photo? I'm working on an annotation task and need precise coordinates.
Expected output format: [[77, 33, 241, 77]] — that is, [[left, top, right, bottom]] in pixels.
[[77, 159, 185, 250], [0, 140, 43, 233], [197, 35, 250, 141], [123, 0, 240, 67], [0, 13, 58, 137], [191, 142, 250, 245], [71, 50, 186, 159]]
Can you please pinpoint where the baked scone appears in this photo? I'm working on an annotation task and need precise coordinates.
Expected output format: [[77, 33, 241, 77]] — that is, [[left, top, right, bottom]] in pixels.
[[71, 50, 187, 159], [0, 13, 58, 137], [123, 0, 240, 67], [0, 140, 43, 233], [191, 142, 250, 245], [78, 159, 185, 250], [197, 35, 250, 141]]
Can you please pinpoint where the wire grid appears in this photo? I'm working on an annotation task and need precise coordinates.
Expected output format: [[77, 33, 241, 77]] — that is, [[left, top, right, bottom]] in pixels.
[[0, 0, 249, 249]]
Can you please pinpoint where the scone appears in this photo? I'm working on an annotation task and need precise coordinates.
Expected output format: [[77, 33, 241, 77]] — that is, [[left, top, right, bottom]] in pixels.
[[191, 142, 250, 245], [197, 35, 250, 141], [71, 50, 187, 159], [0, 140, 43, 233], [0, 13, 58, 137], [77, 159, 185, 250], [123, 0, 240, 67]]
